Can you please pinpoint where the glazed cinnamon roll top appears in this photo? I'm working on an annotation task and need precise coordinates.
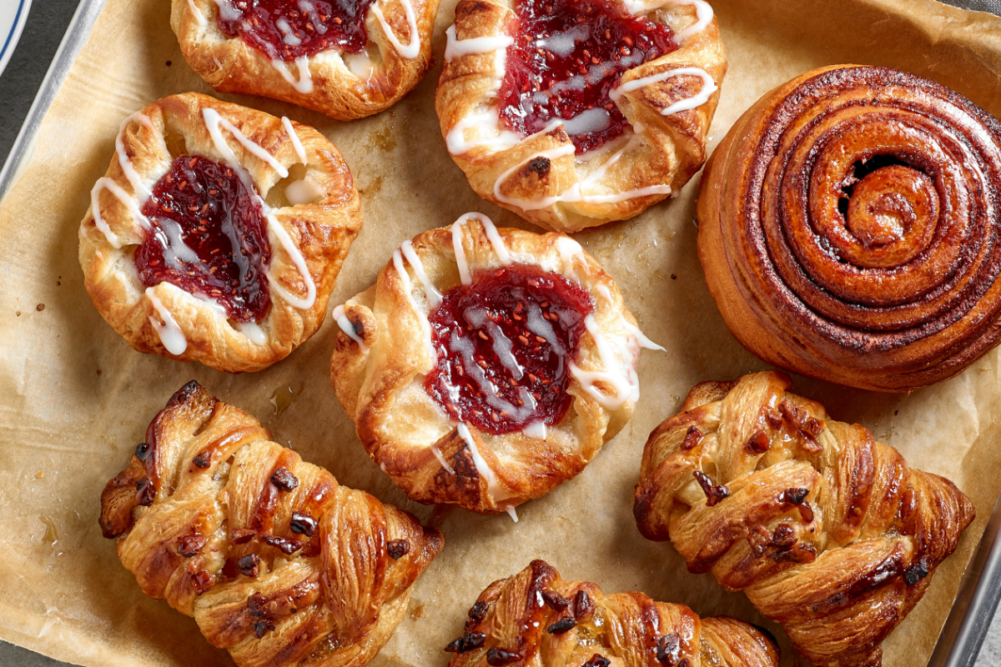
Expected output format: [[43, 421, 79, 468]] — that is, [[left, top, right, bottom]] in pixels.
[[698, 65, 1001, 391]]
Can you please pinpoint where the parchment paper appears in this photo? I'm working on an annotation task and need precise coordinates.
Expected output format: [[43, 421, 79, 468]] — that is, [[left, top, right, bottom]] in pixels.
[[3, 0, 1001, 665]]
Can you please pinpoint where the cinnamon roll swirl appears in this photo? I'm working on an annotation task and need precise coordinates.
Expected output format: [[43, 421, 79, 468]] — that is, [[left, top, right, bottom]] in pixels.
[[698, 65, 1001, 392]]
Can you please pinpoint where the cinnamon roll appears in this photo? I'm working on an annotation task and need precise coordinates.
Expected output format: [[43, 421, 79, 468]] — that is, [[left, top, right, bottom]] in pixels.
[[697, 65, 1001, 392]]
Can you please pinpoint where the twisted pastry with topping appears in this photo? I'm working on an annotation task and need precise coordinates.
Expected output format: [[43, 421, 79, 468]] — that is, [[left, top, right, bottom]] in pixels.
[[445, 560, 780, 667], [698, 65, 1001, 391], [634, 371, 976, 667], [330, 213, 660, 516], [437, 0, 726, 232], [100, 381, 443, 667]]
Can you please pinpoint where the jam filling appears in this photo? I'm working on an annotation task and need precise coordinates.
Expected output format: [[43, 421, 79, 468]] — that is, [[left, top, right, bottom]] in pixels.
[[135, 156, 272, 323], [426, 265, 593, 435], [498, 0, 677, 153], [216, 0, 376, 60]]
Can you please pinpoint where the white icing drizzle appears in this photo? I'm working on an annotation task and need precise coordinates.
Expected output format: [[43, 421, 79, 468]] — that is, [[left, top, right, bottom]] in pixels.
[[622, 0, 713, 42], [393, 249, 436, 358], [446, 110, 523, 156], [90, 178, 140, 249], [457, 423, 509, 504], [449, 326, 539, 422], [202, 108, 290, 178], [267, 216, 318, 310], [569, 315, 641, 410], [557, 236, 589, 283], [609, 67, 717, 116], [522, 421, 547, 440], [332, 304, 367, 350], [431, 446, 456, 474], [236, 321, 268, 344], [117, 113, 154, 200], [400, 240, 442, 307], [444, 25, 514, 60], [450, 213, 512, 285], [276, 17, 302, 45], [271, 56, 314, 94], [465, 306, 523, 379], [159, 221, 201, 265], [202, 108, 316, 311], [146, 288, 188, 355], [90, 113, 156, 248], [672, 0, 714, 41], [595, 284, 665, 351], [187, 0, 207, 25], [492, 143, 672, 211], [282, 116, 308, 164], [213, 0, 242, 22], [371, 0, 421, 59]]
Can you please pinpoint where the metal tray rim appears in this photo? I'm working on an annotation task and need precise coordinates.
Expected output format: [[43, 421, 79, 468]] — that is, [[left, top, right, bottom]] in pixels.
[[1, 0, 1000, 665]]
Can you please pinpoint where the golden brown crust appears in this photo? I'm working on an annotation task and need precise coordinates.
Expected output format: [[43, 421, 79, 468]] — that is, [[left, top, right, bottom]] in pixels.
[[633, 371, 976, 667], [99, 381, 443, 667], [445, 560, 780, 667], [436, 0, 727, 232], [78, 92, 362, 373], [697, 64, 1001, 392], [330, 214, 652, 514], [171, 0, 439, 120]]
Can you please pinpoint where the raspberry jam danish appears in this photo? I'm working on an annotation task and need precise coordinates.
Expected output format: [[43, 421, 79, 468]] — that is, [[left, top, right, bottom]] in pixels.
[[446, 560, 780, 667], [79, 93, 362, 373], [436, 0, 726, 232], [330, 213, 661, 516], [171, 0, 440, 120], [100, 381, 443, 667]]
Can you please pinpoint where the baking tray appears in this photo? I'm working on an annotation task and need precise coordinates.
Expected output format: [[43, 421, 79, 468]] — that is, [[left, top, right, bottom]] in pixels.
[[2, 0, 1001, 666]]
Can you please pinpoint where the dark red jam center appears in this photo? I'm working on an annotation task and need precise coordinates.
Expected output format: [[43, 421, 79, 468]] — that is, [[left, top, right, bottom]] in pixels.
[[426, 265, 594, 435], [216, 0, 376, 60], [498, 0, 677, 153], [135, 156, 272, 323]]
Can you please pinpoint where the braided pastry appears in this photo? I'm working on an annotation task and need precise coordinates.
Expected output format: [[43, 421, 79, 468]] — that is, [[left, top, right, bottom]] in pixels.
[[697, 65, 1001, 392], [436, 0, 726, 232], [99, 381, 443, 667], [633, 371, 976, 667], [445, 560, 779, 667]]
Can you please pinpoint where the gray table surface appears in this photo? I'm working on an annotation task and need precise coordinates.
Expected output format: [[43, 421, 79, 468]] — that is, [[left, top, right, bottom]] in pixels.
[[3, 0, 1001, 665]]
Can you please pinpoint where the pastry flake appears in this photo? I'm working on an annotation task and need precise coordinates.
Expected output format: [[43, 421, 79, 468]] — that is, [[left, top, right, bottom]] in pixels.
[[633, 371, 976, 667], [445, 560, 780, 667], [99, 381, 443, 667], [171, 0, 440, 120], [436, 0, 727, 232], [79, 92, 362, 373], [330, 213, 660, 515]]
